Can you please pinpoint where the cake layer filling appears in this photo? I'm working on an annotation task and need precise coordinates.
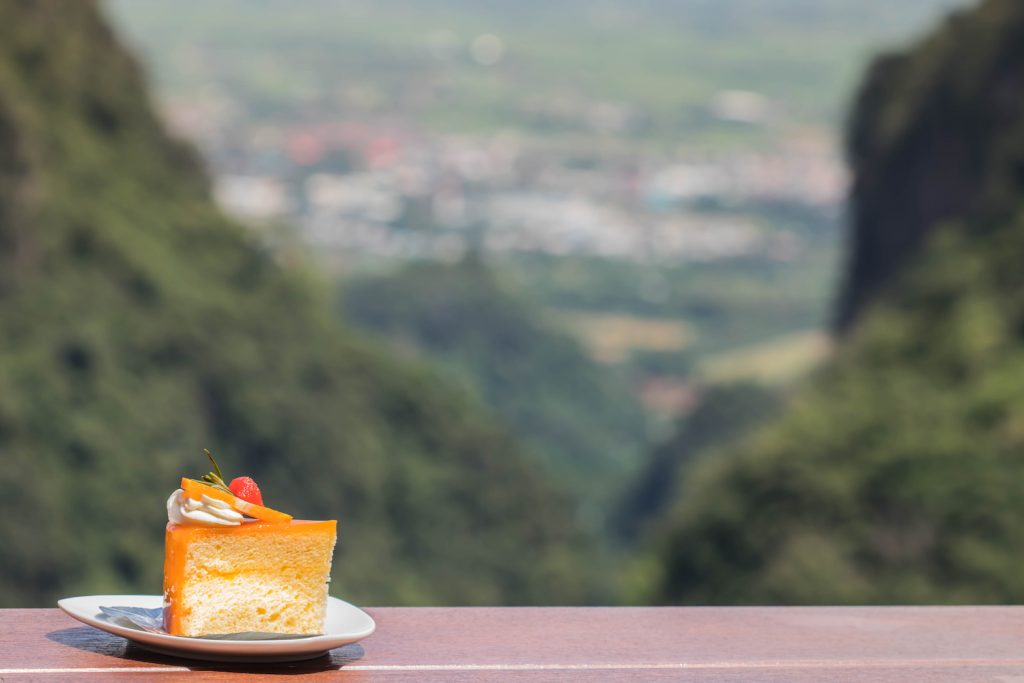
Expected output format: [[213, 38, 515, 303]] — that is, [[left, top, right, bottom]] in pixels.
[[178, 573, 329, 635]]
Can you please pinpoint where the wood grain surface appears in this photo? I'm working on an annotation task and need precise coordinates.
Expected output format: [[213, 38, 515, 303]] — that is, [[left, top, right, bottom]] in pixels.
[[2, 607, 1024, 681]]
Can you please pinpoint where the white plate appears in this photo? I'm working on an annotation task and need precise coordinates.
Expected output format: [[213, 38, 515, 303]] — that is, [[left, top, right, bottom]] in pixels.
[[57, 594, 375, 663]]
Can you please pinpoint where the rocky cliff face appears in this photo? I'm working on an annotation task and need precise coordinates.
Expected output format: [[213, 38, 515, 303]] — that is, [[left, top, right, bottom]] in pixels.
[[650, 0, 1024, 605], [837, 0, 1024, 330], [0, 0, 597, 607]]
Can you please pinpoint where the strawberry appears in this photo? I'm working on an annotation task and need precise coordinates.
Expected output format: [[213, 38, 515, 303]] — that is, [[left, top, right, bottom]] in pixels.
[[229, 476, 264, 506]]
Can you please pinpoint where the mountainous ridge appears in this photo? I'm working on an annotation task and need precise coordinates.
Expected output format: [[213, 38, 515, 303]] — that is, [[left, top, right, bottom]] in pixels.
[[648, 0, 1024, 605]]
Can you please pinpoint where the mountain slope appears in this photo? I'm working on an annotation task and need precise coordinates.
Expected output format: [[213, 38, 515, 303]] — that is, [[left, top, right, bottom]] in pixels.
[[342, 258, 648, 508], [617, 382, 777, 540], [0, 0, 597, 607], [650, 0, 1024, 605]]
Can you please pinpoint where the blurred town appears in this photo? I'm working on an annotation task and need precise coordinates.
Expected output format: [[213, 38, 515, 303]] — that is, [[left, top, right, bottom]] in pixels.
[[173, 97, 844, 267]]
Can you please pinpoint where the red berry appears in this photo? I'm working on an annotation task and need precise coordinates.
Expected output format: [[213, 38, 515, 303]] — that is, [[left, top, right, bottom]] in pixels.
[[229, 476, 263, 506]]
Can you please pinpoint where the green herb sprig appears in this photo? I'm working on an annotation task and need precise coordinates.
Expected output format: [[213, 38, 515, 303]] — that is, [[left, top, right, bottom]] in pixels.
[[198, 448, 233, 494]]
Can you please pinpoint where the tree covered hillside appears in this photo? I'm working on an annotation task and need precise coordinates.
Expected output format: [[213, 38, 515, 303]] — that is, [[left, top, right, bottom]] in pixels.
[[0, 0, 598, 607], [342, 258, 648, 508], [648, 0, 1024, 605]]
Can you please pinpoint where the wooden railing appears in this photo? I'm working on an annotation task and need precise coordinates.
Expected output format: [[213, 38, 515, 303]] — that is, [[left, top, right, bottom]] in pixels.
[[3, 606, 1024, 680]]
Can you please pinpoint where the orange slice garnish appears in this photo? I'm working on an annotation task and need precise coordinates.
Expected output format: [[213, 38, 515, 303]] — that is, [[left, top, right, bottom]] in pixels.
[[180, 477, 292, 523]]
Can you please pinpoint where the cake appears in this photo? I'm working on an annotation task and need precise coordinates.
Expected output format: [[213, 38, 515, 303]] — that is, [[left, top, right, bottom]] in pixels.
[[163, 452, 337, 637]]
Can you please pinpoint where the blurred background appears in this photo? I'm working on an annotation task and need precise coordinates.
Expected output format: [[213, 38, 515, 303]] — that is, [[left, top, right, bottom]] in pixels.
[[6, 0, 1022, 607]]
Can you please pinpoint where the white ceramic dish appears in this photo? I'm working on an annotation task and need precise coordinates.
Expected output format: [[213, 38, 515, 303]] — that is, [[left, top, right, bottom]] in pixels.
[[57, 594, 375, 663]]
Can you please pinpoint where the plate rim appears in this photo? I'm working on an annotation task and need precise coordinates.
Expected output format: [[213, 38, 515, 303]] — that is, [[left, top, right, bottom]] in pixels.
[[57, 593, 375, 656]]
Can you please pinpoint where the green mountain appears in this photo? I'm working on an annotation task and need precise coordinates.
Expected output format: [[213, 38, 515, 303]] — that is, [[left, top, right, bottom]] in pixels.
[[0, 0, 598, 607], [342, 258, 648, 508], [648, 0, 1024, 605]]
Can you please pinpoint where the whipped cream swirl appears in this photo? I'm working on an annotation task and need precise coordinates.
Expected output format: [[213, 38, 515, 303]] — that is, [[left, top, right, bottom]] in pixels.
[[166, 488, 243, 527]]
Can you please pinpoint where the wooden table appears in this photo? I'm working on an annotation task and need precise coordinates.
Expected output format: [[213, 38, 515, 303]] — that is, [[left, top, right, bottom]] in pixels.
[[2, 607, 1024, 681]]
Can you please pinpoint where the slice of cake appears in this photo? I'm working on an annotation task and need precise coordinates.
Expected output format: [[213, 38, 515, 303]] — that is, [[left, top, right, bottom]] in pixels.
[[164, 519, 337, 636], [162, 451, 337, 637]]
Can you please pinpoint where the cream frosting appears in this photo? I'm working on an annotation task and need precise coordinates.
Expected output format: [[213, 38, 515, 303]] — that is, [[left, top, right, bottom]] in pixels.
[[166, 488, 243, 527]]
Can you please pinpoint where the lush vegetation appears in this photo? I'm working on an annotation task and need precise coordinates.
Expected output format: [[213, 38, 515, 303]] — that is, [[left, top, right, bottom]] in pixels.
[[0, 0, 601, 607], [645, 0, 1024, 605], [3, 0, 997, 611], [342, 257, 649, 510], [617, 382, 778, 540]]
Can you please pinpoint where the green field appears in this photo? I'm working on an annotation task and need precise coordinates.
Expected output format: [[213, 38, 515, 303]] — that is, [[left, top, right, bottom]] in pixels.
[[700, 330, 832, 384], [557, 311, 695, 364], [108, 0, 968, 144]]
